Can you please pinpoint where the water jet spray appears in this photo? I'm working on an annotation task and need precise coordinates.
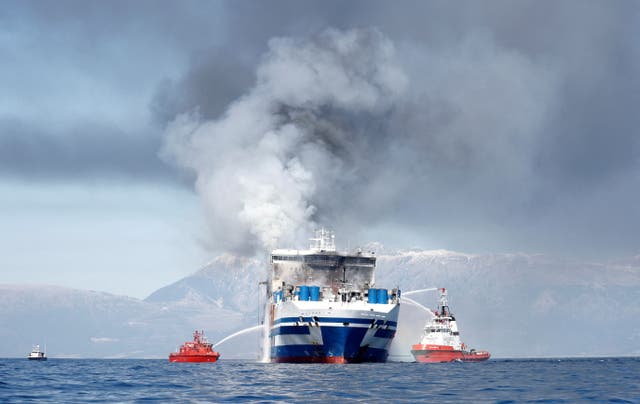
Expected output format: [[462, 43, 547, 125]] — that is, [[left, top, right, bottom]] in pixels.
[[212, 325, 263, 348]]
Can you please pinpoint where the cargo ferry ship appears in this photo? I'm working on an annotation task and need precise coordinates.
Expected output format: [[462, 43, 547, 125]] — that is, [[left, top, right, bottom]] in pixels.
[[169, 330, 220, 363], [411, 288, 490, 363], [267, 229, 400, 363]]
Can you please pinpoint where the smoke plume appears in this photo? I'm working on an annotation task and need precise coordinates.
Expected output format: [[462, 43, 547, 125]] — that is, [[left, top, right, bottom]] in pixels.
[[163, 27, 555, 255], [163, 28, 407, 253]]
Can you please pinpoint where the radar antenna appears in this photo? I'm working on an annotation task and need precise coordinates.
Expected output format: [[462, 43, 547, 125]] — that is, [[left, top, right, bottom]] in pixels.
[[309, 228, 336, 251]]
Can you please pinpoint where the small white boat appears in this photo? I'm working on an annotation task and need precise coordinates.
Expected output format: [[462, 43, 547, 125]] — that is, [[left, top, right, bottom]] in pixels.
[[27, 345, 47, 360]]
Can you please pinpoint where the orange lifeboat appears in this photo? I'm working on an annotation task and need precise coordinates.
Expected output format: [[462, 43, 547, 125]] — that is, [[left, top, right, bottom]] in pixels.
[[169, 330, 220, 363]]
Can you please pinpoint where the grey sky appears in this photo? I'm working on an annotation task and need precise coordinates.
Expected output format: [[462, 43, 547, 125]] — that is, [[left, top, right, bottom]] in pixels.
[[1, 1, 639, 296]]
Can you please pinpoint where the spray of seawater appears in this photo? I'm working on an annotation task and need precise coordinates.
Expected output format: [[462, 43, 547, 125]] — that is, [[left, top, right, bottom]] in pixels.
[[402, 287, 438, 297], [401, 288, 438, 314], [212, 325, 263, 348], [402, 297, 434, 315], [261, 301, 271, 363]]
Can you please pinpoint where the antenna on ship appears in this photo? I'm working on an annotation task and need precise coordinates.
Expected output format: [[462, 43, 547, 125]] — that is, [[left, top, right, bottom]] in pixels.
[[439, 288, 451, 317], [310, 228, 336, 252]]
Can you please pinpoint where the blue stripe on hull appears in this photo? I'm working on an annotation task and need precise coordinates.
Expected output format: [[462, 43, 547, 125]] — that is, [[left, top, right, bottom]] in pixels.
[[271, 326, 391, 363], [274, 317, 398, 327], [270, 326, 310, 337]]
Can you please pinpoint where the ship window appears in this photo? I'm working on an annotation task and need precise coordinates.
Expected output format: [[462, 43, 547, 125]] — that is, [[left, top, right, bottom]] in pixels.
[[272, 255, 303, 262]]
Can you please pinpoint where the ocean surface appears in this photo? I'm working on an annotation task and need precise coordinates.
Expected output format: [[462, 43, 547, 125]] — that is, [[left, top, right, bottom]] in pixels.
[[1, 357, 638, 403]]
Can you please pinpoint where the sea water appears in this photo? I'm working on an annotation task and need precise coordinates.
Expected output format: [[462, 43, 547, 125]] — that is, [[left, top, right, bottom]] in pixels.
[[1, 357, 638, 402]]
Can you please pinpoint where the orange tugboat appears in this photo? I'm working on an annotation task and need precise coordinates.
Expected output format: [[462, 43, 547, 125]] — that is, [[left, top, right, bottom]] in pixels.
[[411, 288, 490, 363], [169, 330, 220, 363]]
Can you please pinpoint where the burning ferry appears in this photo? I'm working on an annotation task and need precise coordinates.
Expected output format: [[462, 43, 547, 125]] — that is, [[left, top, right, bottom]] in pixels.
[[267, 229, 400, 363]]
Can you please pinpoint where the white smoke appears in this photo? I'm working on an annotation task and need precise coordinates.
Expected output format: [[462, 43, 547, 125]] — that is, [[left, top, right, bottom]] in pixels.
[[162, 27, 556, 256], [163, 28, 407, 254]]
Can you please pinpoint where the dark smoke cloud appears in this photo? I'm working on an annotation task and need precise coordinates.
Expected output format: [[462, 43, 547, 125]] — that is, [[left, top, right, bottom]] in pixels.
[[2, 0, 639, 257], [158, 2, 640, 257], [150, 49, 256, 125], [0, 119, 178, 182], [0, 0, 226, 182], [162, 28, 408, 253]]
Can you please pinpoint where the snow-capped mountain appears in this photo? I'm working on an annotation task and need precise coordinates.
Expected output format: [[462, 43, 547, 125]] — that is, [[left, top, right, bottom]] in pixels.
[[2, 249, 638, 359]]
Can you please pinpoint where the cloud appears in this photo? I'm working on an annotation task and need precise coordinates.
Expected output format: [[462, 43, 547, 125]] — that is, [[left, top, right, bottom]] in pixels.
[[0, 119, 178, 182], [90, 337, 119, 343], [0, 1, 225, 183], [3, 0, 639, 257]]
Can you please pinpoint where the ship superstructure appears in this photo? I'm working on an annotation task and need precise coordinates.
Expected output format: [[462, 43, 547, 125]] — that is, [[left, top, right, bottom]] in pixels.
[[267, 229, 400, 363]]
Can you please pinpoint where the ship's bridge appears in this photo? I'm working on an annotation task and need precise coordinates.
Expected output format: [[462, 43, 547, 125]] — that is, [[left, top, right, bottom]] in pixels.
[[270, 231, 376, 291]]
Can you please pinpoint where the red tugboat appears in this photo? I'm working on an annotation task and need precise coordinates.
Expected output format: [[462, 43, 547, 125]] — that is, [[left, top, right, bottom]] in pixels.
[[169, 330, 221, 363], [411, 288, 490, 363]]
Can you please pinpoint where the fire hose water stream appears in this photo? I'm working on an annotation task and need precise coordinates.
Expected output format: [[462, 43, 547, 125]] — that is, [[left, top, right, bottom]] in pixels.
[[402, 287, 438, 297], [212, 325, 263, 349], [402, 296, 434, 314], [401, 288, 438, 313]]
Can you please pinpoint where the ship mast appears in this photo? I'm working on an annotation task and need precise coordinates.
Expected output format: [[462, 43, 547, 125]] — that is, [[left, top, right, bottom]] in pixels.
[[439, 288, 450, 317], [309, 228, 336, 252]]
